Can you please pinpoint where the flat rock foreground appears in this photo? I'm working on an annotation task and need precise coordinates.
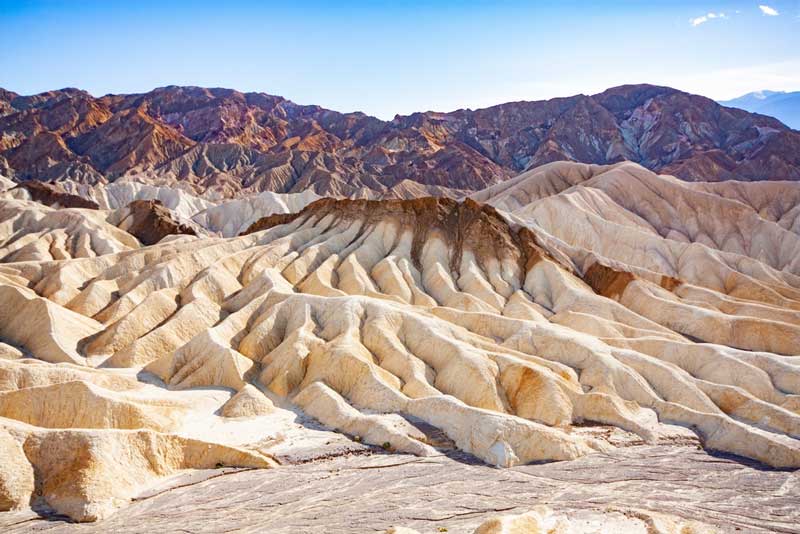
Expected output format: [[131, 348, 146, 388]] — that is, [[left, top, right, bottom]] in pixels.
[[0, 162, 799, 532], [2, 443, 798, 533]]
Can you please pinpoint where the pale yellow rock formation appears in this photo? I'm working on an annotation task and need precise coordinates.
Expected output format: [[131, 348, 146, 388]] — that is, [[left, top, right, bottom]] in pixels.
[[0, 430, 34, 511], [191, 189, 321, 236], [0, 342, 23, 360], [0, 199, 140, 262], [0, 162, 799, 523], [0, 357, 282, 520], [0, 380, 184, 431], [294, 382, 438, 457], [472, 508, 552, 534], [1, 418, 276, 522], [221, 384, 276, 417], [0, 284, 102, 364], [0, 359, 140, 392]]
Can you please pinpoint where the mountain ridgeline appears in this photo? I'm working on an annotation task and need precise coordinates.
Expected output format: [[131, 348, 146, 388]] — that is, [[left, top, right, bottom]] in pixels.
[[2, 84, 800, 198]]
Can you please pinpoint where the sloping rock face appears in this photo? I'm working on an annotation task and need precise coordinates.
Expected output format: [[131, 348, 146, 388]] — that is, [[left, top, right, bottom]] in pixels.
[[58, 180, 322, 237], [0, 161, 798, 527], [0, 198, 141, 262], [8, 181, 99, 209], [108, 199, 197, 245], [0, 176, 15, 193], [1, 84, 799, 199], [189, 189, 321, 237], [0, 196, 203, 262], [90, 181, 217, 218]]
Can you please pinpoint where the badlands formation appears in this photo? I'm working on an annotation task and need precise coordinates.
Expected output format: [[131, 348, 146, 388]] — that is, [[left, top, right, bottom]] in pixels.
[[0, 161, 798, 532]]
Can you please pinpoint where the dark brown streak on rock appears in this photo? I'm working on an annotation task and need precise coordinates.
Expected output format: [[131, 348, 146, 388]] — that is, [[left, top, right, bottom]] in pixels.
[[583, 261, 684, 299], [123, 199, 197, 245], [13, 181, 100, 209], [583, 262, 636, 299], [241, 197, 569, 288]]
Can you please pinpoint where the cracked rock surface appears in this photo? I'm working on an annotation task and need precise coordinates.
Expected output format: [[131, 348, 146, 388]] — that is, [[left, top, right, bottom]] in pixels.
[[2, 444, 796, 533]]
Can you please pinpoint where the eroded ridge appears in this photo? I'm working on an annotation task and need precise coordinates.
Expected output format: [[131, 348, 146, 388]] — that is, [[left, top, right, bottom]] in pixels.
[[1, 169, 799, 522]]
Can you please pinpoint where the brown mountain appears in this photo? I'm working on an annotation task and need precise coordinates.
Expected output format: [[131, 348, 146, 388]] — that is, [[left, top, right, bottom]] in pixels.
[[1, 84, 798, 198]]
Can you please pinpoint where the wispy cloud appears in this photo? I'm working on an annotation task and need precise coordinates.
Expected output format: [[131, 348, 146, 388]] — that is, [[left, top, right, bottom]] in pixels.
[[690, 12, 727, 26], [759, 5, 779, 16]]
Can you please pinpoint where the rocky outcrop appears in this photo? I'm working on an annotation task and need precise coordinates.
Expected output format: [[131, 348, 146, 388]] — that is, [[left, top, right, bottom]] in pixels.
[[109, 199, 197, 245], [0, 357, 279, 521], [2, 418, 276, 522], [9, 180, 99, 209], [0, 430, 34, 511], [583, 262, 681, 299], [68, 180, 322, 237], [242, 211, 304, 234], [191, 189, 321, 237], [0, 198, 137, 262], [0, 195, 204, 262], [221, 384, 275, 417], [90, 181, 216, 218], [1, 84, 799, 199]]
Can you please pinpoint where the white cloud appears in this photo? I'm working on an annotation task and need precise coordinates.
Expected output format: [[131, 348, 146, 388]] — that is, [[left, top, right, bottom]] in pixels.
[[759, 5, 779, 16], [690, 12, 727, 26], [690, 14, 709, 26]]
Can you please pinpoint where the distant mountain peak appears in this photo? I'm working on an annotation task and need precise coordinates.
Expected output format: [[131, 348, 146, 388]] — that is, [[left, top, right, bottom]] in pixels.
[[720, 90, 800, 130], [751, 90, 784, 99]]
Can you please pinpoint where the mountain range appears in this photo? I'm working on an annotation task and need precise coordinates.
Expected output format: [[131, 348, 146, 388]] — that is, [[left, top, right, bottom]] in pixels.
[[2, 84, 800, 199], [720, 90, 800, 130]]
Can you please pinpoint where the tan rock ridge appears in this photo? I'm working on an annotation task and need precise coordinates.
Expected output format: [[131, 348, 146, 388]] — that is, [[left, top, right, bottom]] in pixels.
[[0, 198, 140, 262], [243, 196, 557, 277], [0, 357, 280, 521], [1, 418, 276, 522], [0, 195, 203, 263]]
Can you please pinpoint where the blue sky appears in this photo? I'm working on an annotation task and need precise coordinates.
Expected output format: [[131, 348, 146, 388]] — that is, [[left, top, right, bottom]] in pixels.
[[1, 0, 798, 119]]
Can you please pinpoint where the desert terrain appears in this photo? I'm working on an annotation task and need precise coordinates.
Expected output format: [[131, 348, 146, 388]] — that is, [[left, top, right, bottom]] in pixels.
[[0, 158, 798, 533]]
